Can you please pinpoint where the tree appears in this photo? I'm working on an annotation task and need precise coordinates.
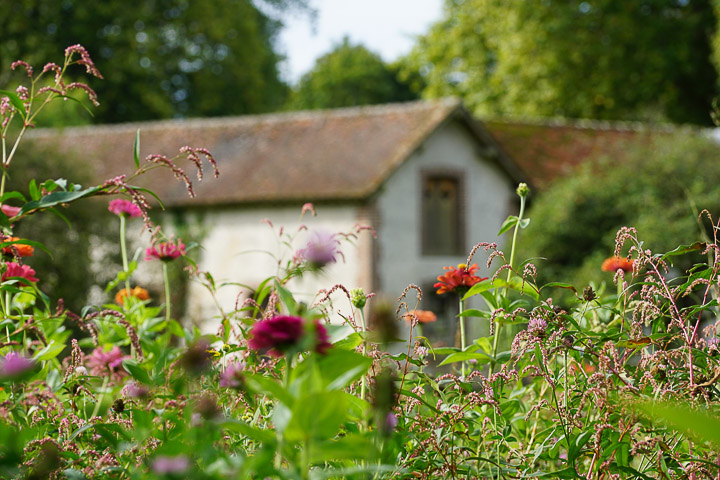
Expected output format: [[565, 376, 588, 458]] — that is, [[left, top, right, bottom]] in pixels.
[[402, 0, 717, 125], [1, 0, 306, 124], [288, 38, 420, 110], [516, 132, 720, 301]]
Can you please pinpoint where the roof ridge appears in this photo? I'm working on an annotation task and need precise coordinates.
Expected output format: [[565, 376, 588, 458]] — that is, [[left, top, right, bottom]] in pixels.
[[26, 98, 462, 138], [482, 115, 699, 133]]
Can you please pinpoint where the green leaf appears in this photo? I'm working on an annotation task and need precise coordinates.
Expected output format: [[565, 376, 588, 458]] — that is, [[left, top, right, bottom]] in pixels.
[[284, 391, 350, 442], [0, 90, 26, 118], [540, 282, 578, 294], [33, 340, 65, 361], [457, 308, 490, 318], [498, 215, 519, 235], [438, 351, 492, 366], [660, 241, 706, 261], [19, 186, 100, 215], [245, 373, 294, 406], [527, 467, 579, 478], [220, 419, 275, 444], [317, 349, 372, 390], [633, 400, 720, 447], [309, 434, 378, 463], [122, 360, 152, 385], [133, 129, 141, 169]]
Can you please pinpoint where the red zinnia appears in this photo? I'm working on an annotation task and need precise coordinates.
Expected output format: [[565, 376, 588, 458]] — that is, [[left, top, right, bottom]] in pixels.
[[601, 256, 634, 274], [434, 263, 486, 295]]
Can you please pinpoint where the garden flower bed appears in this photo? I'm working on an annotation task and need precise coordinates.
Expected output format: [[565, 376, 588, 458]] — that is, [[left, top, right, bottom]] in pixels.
[[1, 46, 720, 480]]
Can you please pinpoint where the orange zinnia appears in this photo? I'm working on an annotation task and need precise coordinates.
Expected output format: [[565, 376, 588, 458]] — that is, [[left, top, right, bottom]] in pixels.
[[115, 286, 150, 305], [403, 309, 438, 324], [2, 237, 33, 257], [601, 256, 634, 274], [434, 263, 486, 295]]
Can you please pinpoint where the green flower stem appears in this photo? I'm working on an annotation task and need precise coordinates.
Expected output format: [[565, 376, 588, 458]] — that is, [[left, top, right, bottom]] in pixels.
[[119, 215, 131, 293], [490, 192, 527, 376], [163, 262, 172, 323], [359, 307, 367, 401], [459, 297, 466, 378]]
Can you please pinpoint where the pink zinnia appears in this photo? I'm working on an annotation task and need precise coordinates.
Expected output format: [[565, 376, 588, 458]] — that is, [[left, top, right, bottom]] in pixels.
[[145, 239, 186, 262], [1, 205, 21, 218], [86, 346, 129, 377], [2, 262, 38, 285], [108, 199, 142, 218]]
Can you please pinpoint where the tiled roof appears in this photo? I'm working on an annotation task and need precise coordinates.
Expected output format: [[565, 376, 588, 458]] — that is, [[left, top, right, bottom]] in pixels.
[[484, 118, 667, 189], [24, 99, 674, 207], [26, 98, 521, 207]]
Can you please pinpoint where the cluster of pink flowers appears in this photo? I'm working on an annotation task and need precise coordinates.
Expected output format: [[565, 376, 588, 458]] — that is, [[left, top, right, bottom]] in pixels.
[[2, 262, 38, 285], [145, 238, 186, 262], [248, 315, 332, 357], [108, 199, 142, 218]]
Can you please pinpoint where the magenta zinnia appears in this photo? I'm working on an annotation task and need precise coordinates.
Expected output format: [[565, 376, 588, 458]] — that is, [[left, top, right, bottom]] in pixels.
[[146, 238, 186, 262], [248, 315, 331, 357], [108, 199, 142, 218]]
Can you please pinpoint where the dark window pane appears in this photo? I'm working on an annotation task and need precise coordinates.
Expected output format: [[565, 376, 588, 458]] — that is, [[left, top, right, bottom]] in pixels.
[[422, 176, 462, 255]]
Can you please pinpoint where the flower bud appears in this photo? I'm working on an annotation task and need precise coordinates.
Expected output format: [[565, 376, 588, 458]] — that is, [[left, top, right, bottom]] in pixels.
[[516, 183, 530, 198], [351, 288, 367, 309]]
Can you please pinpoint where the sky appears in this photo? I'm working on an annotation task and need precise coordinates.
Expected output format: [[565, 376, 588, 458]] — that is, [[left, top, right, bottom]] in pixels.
[[276, 0, 445, 84]]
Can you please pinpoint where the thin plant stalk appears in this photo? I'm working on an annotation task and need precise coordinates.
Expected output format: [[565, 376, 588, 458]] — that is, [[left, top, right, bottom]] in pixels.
[[119, 215, 131, 293], [359, 307, 367, 401], [459, 297, 466, 378], [163, 262, 172, 323]]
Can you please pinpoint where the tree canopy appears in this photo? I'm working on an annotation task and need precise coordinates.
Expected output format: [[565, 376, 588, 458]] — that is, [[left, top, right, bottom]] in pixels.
[[402, 0, 717, 125], [1, 0, 307, 124], [516, 131, 720, 302], [288, 38, 420, 110]]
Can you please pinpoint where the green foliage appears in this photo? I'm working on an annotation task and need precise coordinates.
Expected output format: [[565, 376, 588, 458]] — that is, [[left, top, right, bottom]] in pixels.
[[8, 144, 116, 312], [0, 0, 304, 124], [288, 37, 420, 110], [517, 131, 720, 298], [402, 0, 717, 124]]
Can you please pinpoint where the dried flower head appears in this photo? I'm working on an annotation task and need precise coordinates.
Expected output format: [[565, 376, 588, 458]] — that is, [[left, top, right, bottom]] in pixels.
[[434, 263, 486, 295], [108, 199, 142, 218]]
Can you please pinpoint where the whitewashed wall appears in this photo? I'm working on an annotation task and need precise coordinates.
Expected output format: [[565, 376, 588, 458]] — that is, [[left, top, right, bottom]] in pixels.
[[175, 204, 374, 333]]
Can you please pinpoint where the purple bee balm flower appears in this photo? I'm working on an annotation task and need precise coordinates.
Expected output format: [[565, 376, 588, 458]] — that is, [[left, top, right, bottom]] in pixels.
[[151, 455, 190, 474], [299, 231, 339, 267], [108, 199, 142, 218], [219, 361, 245, 389], [87, 346, 129, 377], [145, 238, 186, 262], [0, 352, 35, 380]]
